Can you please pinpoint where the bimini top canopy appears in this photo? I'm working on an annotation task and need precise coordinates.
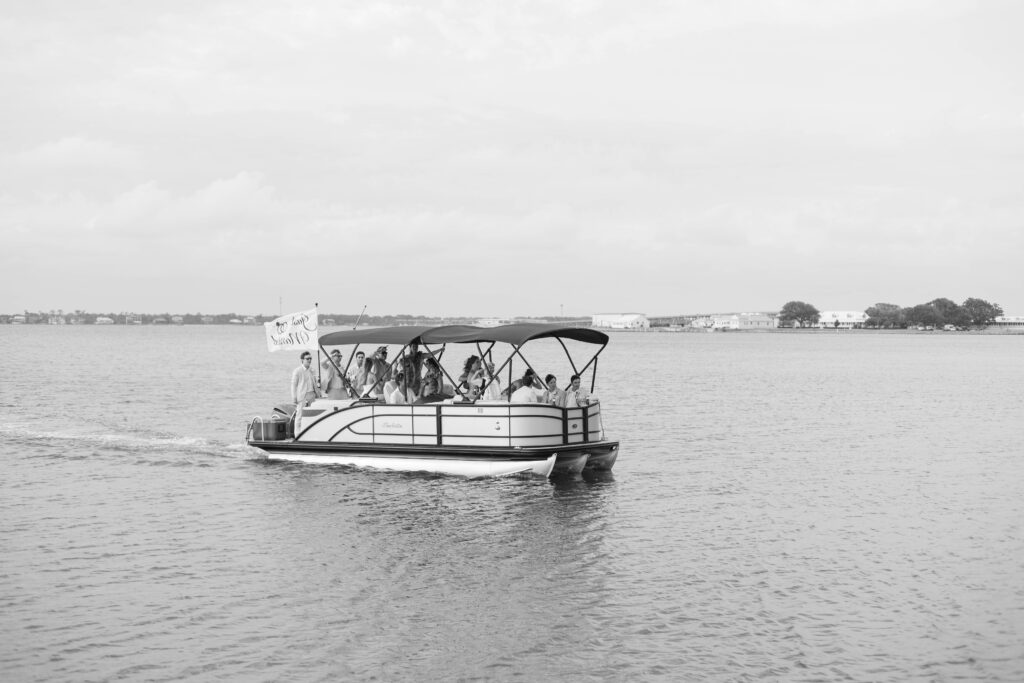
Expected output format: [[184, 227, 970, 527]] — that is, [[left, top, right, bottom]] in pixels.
[[319, 323, 608, 347], [318, 325, 438, 347], [421, 323, 608, 346]]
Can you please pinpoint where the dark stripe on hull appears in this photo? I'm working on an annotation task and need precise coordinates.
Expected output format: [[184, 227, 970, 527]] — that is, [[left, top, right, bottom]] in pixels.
[[248, 438, 618, 465]]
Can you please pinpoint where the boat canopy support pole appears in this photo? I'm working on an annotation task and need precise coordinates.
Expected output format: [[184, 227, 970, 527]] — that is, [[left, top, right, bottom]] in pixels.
[[554, 338, 580, 378], [422, 344, 460, 397]]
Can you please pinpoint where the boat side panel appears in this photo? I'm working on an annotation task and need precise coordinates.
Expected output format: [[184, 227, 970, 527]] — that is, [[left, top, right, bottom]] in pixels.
[[298, 404, 374, 442], [291, 400, 606, 448], [440, 405, 511, 445], [506, 405, 564, 446], [372, 407, 414, 445]]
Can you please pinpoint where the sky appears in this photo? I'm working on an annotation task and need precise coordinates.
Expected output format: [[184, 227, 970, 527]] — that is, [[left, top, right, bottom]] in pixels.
[[2, 0, 1022, 318]]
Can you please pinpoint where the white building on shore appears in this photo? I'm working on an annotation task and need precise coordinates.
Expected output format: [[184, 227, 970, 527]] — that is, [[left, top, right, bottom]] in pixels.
[[993, 316, 1024, 328], [711, 313, 776, 330], [817, 311, 868, 329], [591, 313, 650, 330]]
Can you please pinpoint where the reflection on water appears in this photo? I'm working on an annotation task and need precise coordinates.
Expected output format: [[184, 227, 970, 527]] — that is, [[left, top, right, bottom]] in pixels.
[[1, 327, 1023, 681]]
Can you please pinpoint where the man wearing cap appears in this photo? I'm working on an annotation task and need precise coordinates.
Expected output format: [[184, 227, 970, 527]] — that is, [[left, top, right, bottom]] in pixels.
[[371, 346, 391, 384]]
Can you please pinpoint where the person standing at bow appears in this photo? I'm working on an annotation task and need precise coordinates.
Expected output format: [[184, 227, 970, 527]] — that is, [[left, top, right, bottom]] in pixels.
[[291, 351, 321, 406]]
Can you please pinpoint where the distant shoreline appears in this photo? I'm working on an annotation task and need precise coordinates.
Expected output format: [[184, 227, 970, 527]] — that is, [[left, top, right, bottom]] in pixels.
[[635, 327, 1024, 335]]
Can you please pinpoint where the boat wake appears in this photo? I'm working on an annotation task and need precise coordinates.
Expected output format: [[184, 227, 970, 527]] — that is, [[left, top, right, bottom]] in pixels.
[[0, 422, 255, 465]]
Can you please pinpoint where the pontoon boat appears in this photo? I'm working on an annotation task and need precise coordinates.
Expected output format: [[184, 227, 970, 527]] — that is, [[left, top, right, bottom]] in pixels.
[[246, 324, 619, 478]]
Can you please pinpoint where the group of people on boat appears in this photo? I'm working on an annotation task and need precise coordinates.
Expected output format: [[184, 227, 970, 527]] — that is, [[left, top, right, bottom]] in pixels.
[[290, 349, 591, 408]]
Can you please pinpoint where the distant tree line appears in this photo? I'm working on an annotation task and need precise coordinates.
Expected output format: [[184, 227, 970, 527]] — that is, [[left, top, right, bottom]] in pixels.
[[777, 298, 1004, 329]]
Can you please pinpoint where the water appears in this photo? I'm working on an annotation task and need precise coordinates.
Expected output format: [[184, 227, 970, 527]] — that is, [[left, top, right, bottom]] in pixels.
[[1, 326, 1022, 681]]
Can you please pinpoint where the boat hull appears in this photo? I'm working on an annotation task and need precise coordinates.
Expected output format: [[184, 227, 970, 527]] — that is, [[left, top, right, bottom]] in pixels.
[[247, 398, 618, 478], [582, 443, 619, 471], [248, 439, 618, 478], [263, 450, 555, 477]]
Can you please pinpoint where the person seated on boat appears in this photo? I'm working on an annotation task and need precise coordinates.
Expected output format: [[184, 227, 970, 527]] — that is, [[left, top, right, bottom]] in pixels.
[[510, 369, 546, 403], [386, 371, 415, 404], [500, 378, 520, 400], [403, 347, 424, 395], [361, 357, 382, 398], [544, 374, 566, 407], [480, 360, 502, 401], [321, 350, 353, 399], [458, 355, 481, 391], [422, 357, 444, 395], [291, 351, 322, 406], [564, 374, 591, 406], [382, 358, 412, 401], [414, 377, 444, 404]]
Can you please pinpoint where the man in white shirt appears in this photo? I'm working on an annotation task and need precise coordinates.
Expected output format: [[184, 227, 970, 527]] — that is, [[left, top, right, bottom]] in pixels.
[[347, 350, 365, 386], [564, 374, 591, 407], [510, 369, 546, 402]]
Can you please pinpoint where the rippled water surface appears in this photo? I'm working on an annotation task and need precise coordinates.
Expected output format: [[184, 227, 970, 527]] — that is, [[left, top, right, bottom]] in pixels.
[[2, 326, 1023, 681]]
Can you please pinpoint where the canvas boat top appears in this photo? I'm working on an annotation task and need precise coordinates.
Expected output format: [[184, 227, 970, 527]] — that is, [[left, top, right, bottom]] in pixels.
[[318, 323, 609, 348]]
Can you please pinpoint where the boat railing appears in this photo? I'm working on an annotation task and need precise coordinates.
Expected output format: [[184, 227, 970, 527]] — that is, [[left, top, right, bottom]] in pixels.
[[294, 399, 603, 448]]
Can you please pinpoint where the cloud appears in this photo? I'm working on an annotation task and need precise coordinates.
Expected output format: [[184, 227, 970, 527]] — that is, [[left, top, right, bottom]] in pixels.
[[2, 1, 1023, 315], [14, 137, 139, 169]]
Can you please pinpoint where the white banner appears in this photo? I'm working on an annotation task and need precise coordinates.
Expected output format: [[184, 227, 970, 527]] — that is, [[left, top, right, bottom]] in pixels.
[[265, 309, 318, 352]]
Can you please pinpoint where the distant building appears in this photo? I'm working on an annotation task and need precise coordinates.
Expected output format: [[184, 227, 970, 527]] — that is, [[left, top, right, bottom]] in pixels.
[[591, 313, 650, 330], [993, 316, 1024, 328], [712, 313, 776, 330], [817, 311, 868, 329], [95, 316, 114, 325], [476, 318, 511, 327]]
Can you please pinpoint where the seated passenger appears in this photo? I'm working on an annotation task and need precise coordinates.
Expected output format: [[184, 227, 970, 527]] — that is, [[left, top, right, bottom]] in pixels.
[[480, 360, 502, 401], [544, 374, 566, 407], [510, 369, 546, 402], [361, 357, 380, 398], [564, 374, 591, 406], [458, 355, 481, 392], [414, 377, 444, 404], [387, 372, 415, 405], [422, 357, 442, 392]]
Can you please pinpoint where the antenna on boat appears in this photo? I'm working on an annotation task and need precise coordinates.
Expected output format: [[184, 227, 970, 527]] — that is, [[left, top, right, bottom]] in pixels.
[[353, 304, 367, 330]]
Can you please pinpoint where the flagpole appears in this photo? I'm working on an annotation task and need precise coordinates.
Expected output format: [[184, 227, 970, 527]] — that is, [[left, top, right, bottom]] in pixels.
[[315, 302, 321, 390]]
